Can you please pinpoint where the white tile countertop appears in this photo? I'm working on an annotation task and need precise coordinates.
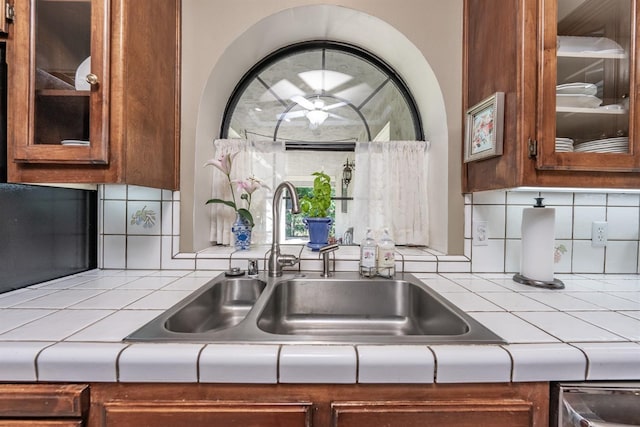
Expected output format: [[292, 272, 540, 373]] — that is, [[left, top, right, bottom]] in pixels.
[[0, 268, 639, 384]]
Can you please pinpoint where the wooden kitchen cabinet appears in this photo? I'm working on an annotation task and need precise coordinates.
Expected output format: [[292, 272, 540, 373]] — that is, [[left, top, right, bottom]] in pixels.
[[463, 0, 640, 192], [87, 382, 549, 427], [98, 402, 312, 427], [332, 400, 535, 426], [0, 384, 89, 426], [6, 0, 180, 190]]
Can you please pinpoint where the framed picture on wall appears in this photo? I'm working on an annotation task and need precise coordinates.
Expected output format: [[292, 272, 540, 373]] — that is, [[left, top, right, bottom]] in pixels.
[[464, 92, 505, 163]]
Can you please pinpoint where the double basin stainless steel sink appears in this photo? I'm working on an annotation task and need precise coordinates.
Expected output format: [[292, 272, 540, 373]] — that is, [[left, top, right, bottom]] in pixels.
[[125, 272, 504, 344]]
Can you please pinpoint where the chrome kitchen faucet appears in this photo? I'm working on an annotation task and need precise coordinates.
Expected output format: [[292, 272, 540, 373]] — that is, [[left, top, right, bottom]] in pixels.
[[267, 181, 300, 277]]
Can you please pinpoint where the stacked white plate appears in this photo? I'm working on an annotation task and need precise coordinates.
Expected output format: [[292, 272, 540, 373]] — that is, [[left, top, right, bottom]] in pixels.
[[75, 57, 91, 90], [555, 137, 574, 152], [557, 36, 625, 56], [574, 137, 628, 153], [556, 94, 602, 108], [556, 82, 598, 96]]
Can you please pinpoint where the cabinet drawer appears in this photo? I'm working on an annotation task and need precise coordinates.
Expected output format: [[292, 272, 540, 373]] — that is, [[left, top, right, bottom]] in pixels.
[[0, 422, 82, 427], [332, 400, 534, 427], [0, 384, 89, 418], [101, 401, 312, 427]]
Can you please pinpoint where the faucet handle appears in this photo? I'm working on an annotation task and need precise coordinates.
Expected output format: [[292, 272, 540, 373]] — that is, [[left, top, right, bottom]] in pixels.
[[318, 243, 339, 255], [319, 243, 339, 277], [278, 253, 299, 267]]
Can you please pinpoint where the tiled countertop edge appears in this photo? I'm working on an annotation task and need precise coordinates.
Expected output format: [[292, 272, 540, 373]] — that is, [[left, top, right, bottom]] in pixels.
[[1, 341, 639, 384]]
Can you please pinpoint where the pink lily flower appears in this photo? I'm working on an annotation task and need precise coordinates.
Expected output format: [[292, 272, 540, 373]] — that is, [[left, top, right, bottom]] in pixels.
[[233, 176, 270, 195], [203, 151, 239, 175]]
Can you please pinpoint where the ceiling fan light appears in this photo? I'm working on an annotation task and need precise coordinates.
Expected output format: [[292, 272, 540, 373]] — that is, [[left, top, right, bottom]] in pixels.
[[306, 109, 329, 126]]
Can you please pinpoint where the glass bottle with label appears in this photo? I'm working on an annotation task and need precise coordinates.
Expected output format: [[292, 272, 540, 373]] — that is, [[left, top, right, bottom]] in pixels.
[[377, 228, 396, 277], [359, 228, 377, 277]]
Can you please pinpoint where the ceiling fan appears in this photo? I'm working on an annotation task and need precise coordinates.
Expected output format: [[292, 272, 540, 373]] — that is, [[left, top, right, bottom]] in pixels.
[[279, 95, 347, 129]]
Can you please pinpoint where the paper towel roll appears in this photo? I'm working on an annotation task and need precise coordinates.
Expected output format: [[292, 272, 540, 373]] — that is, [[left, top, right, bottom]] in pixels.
[[520, 207, 555, 282]]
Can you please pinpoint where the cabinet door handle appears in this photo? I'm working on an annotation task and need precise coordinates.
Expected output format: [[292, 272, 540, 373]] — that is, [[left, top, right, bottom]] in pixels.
[[85, 73, 99, 86]]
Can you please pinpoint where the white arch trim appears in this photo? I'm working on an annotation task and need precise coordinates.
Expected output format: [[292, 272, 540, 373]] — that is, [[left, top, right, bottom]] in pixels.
[[191, 4, 450, 252]]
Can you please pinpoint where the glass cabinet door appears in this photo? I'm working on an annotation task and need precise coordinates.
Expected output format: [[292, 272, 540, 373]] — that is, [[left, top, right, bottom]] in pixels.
[[537, 0, 640, 171], [13, 0, 108, 164]]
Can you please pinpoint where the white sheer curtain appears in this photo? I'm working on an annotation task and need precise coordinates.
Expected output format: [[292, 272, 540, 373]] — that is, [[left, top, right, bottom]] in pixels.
[[208, 139, 285, 245], [351, 140, 429, 246]]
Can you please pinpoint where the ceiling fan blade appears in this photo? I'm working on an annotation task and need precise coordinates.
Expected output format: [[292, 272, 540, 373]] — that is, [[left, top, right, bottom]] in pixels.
[[277, 110, 307, 120], [328, 112, 347, 120], [323, 101, 347, 111], [291, 95, 316, 110]]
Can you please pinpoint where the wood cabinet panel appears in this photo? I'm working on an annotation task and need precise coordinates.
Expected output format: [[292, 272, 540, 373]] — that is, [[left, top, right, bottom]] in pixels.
[[333, 400, 534, 427], [100, 402, 311, 427], [87, 382, 549, 427]]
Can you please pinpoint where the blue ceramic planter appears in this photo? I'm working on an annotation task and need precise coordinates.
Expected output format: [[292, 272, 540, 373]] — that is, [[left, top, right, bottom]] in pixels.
[[303, 217, 333, 251]]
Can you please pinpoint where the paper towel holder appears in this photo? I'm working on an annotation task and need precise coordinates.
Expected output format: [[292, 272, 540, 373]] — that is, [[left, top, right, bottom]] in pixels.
[[512, 197, 565, 289], [512, 273, 565, 289]]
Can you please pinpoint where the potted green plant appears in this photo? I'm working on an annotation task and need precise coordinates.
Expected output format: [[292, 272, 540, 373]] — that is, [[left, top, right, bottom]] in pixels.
[[300, 171, 333, 250]]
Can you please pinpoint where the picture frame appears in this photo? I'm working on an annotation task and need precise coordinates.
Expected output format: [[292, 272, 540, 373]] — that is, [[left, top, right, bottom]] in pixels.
[[464, 92, 505, 163]]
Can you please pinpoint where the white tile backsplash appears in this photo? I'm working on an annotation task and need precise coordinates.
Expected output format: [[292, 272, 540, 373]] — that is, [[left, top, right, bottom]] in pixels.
[[605, 241, 638, 274], [554, 206, 573, 239], [98, 185, 640, 275], [572, 241, 605, 273], [103, 201, 127, 234], [103, 235, 126, 269], [470, 240, 505, 273], [127, 236, 162, 269], [574, 193, 607, 206], [505, 206, 525, 238], [608, 193, 640, 206], [573, 206, 606, 239], [540, 192, 574, 206], [506, 191, 539, 205], [473, 190, 506, 205], [104, 184, 127, 199], [472, 205, 505, 238], [127, 185, 162, 201], [608, 206, 640, 240]]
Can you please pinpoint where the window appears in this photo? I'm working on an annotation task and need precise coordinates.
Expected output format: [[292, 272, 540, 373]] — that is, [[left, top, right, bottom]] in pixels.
[[222, 40, 422, 145], [220, 41, 424, 244]]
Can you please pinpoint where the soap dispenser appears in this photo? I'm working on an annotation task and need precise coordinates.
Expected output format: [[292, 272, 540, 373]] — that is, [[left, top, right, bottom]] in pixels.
[[359, 228, 377, 277], [377, 228, 396, 278]]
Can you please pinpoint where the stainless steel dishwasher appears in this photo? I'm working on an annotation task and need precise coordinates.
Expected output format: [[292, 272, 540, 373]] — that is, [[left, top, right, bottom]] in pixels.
[[553, 382, 640, 426]]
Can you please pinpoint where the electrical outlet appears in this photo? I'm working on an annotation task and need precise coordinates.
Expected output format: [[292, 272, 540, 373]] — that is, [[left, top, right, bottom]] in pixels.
[[473, 221, 489, 246], [591, 221, 608, 247]]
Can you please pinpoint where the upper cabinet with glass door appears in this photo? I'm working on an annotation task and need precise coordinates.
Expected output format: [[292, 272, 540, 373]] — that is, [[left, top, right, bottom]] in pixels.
[[12, 0, 109, 164], [463, 0, 640, 192], [7, 0, 180, 189], [538, 0, 639, 171]]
